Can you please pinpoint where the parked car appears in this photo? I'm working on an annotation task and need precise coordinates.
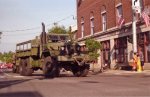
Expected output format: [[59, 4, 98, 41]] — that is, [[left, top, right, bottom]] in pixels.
[[6, 63, 13, 69], [0, 63, 7, 69]]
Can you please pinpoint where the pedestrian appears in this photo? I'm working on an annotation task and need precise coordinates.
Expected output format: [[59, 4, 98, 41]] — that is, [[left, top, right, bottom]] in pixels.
[[137, 54, 142, 72], [132, 53, 138, 71], [138, 49, 144, 71]]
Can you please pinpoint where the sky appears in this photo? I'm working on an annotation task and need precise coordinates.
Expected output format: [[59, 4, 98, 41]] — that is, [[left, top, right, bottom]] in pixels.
[[0, 0, 77, 53]]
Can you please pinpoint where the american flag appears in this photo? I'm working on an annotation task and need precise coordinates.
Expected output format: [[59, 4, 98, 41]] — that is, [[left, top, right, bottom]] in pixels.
[[117, 15, 125, 27], [141, 11, 150, 27]]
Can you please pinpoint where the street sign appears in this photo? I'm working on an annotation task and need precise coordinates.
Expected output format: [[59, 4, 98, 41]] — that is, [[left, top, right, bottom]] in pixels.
[[132, 0, 142, 13]]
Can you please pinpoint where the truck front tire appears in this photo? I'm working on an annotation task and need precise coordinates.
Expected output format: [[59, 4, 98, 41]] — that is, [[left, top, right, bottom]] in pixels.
[[43, 56, 58, 78], [72, 64, 89, 77]]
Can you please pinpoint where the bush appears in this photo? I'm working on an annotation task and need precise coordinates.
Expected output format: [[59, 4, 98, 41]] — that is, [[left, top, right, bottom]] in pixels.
[[85, 38, 101, 61]]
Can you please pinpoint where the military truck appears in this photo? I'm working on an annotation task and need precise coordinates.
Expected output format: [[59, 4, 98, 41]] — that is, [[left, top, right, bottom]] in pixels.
[[13, 23, 90, 77]]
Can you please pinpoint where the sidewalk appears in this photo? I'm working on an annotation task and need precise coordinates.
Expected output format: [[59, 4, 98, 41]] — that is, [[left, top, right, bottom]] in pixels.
[[102, 69, 150, 75]]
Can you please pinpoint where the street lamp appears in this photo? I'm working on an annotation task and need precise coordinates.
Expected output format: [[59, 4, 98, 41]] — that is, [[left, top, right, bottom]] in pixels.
[[132, 0, 142, 53]]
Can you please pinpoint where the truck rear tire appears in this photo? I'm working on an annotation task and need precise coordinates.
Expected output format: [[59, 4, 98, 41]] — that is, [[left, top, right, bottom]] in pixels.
[[16, 66, 20, 73], [26, 58, 34, 76], [19, 60, 24, 75], [12, 65, 17, 73], [19, 59, 33, 76]]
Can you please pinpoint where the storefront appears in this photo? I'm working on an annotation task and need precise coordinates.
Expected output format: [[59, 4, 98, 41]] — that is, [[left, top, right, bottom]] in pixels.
[[137, 31, 150, 63], [146, 32, 150, 62], [96, 28, 150, 70]]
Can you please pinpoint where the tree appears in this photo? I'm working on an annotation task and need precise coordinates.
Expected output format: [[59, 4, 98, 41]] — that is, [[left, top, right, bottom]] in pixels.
[[0, 51, 14, 63], [85, 38, 101, 61], [48, 24, 75, 43], [48, 24, 68, 34]]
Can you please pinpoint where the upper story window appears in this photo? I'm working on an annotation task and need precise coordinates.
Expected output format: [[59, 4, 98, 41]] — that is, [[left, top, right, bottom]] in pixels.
[[101, 5, 107, 31], [90, 12, 95, 35], [81, 17, 84, 38], [77, 0, 84, 7], [116, 4, 123, 17], [102, 13, 107, 31], [116, 3, 125, 27]]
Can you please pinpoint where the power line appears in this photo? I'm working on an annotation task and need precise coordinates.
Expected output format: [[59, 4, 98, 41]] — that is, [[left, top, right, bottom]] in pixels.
[[1, 27, 41, 33], [47, 15, 75, 26], [1, 15, 75, 33], [3, 32, 39, 36]]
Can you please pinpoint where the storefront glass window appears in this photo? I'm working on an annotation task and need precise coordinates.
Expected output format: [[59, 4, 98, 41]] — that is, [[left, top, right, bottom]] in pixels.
[[114, 37, 127, 63], [146, 32, 150, 62]]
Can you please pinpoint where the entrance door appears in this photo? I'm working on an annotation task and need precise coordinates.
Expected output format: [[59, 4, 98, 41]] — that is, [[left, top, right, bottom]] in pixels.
[[146, 32, 150, 62], [101, 40, 110, 68]]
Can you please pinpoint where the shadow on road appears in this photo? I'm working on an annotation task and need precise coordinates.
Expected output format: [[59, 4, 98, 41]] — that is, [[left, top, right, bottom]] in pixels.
[[31, 71, 75, 80], [80, 81, 100, 83], [0, 91, 43, 97], [0, 79, 31, 89]]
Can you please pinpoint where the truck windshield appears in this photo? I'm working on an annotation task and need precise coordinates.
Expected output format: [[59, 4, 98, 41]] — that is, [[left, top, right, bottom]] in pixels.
[[48, 35, 69, 42]]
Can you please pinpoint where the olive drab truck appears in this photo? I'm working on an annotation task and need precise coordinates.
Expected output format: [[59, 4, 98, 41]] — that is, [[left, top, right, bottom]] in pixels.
[[13, 23, 90, 77]]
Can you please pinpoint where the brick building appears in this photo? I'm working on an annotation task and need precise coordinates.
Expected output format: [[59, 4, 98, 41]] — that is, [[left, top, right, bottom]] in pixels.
[[76, 0, 150, 69]]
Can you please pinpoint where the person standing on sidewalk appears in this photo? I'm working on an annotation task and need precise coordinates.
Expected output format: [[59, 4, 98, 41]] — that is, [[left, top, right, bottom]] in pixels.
[[137, 54, 142, 72], [138, 49, 144, 71], [132, 53, 138, 71]]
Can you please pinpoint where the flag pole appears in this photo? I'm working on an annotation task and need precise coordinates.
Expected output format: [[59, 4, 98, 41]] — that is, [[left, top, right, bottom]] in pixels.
[[132, 0, 138, 53]]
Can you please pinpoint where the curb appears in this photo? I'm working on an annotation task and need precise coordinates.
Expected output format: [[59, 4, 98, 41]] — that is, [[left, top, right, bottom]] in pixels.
[[102, 70, 150, 75]]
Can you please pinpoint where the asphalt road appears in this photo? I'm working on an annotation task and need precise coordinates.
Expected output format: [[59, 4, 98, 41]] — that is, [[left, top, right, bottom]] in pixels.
[[0, 69, 150, 97]]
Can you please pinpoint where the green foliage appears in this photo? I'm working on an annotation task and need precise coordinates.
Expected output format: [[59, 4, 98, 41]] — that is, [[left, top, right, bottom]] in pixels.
[[0, 51, 14, 63], [48, 25, 68, 34], [85, 38, 101, 52], [67, 26, 75, 43], [48, 25, 75, 42], [85, 38, 101, 61]]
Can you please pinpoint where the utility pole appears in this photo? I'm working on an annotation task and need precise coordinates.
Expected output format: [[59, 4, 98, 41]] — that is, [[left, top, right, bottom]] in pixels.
[[132, 0, 142, 53], [0, 32, 2, 38], [0, 32, 2, 43]]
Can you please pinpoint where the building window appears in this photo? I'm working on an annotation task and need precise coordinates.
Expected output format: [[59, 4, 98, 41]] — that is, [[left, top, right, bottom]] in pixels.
[[116, 4, 125, 27], [81, 17, 84, 38], [114, 37, 127, 63], [101, 5, 107, 31], [90, 12, 95, 35], [101, 12, 107, 31], [116, 4, 123, 17]]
